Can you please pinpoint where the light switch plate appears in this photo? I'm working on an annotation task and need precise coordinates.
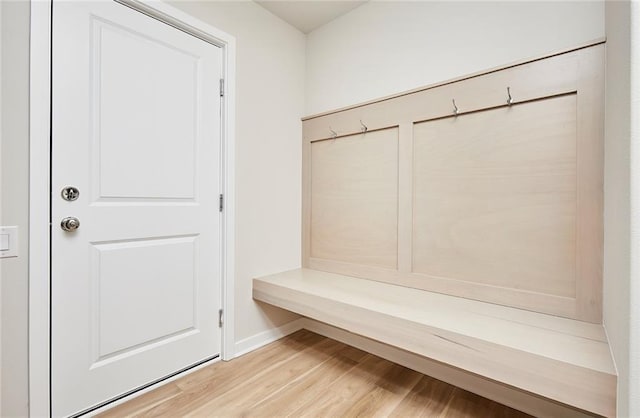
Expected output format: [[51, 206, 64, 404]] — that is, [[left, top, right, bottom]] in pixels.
[[0, 226, 19, 258]]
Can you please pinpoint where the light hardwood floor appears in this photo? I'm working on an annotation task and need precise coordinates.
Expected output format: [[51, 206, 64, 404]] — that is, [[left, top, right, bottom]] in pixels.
[[99, 330, 531, 417]]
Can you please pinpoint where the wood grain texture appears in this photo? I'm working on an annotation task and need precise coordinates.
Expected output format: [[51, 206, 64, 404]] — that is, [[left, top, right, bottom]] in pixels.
[[397, 123, 413, 273], [307, 256, 579, 319], [412, 94, 577, 297], [310, 128, 399, 269], [253, 269, 616, 417], [98, 330, 532, 418], [304, 319, 594, 418], [302, 134, 312, 268], [301, 43, 605, 322]]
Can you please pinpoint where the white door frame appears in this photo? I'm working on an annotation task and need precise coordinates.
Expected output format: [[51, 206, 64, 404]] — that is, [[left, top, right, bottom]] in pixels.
[[28, 1, 236, 416]]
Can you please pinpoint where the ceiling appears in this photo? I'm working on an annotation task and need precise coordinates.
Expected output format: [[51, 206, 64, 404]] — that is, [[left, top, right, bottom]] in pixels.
[[255, 1, 368, 34]]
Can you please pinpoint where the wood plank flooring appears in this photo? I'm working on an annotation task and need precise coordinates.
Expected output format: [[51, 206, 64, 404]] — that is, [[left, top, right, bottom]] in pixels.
[[99, 330, 531, 417]]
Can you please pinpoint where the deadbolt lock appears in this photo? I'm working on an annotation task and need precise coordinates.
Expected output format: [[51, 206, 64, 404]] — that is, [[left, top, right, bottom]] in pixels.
[[61, 217, 80, 232], [61, 186, 80, 201]]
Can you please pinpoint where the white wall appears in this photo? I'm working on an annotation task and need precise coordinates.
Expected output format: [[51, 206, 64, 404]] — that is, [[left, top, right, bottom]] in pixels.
[[604, 2, 632, 416], [604, 1, 640, 416], [0, 1, 3, 414], [168, 2, 305, 346], [0, 2, 30, 416], [305, 1, 605, 115], [628, 1, 640, 414]]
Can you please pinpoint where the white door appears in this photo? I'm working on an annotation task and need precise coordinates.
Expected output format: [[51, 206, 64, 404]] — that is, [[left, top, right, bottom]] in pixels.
[[51, 1, 223, 416]]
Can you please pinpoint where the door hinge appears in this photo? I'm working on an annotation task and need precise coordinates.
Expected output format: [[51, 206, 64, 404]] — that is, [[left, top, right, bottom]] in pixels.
[[219, 79, 224, 97], [218, 309, 224, 327], [219, 194, 224, 212]]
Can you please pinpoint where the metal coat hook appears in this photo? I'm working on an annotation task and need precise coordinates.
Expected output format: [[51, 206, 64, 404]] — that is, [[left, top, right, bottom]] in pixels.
[[507, 87, 514, 106], [452, 99, 459, 116], [329, 127, 337, 139], [360, 119, 368, 133]]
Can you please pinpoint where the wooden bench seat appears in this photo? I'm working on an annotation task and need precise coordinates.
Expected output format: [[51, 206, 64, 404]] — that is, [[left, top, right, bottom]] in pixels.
[[253, 268, 616, 417]]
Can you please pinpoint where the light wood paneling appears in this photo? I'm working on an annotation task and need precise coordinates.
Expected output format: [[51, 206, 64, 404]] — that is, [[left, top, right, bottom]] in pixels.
[[253, 269, 616, 417], [301, 43, 605, 322], [310, 128, 399, 269], [412, 95, 577, 297], [99, 330, 532, 418], [301, 134, 312, 268]]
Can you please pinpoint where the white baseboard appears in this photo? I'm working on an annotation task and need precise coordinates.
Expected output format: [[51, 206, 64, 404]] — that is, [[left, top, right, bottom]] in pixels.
[[234, 318, 305, 358]]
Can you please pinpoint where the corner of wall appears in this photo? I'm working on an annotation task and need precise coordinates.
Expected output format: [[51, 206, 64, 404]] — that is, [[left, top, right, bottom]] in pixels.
[[234, 318, 305, 358], [168, 0, 306, 351], [0, 1, 31, 416], [604, 0, 633, 416], [628, 1, 640, 415]]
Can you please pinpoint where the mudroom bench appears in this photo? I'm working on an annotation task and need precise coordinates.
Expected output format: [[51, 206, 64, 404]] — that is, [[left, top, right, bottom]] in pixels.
[[254, 40, 615, 418], [253, 268, 615, 417]]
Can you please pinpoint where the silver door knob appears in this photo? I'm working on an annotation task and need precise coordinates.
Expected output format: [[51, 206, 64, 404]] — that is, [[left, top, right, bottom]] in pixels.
[[61, 217, 80, 232]]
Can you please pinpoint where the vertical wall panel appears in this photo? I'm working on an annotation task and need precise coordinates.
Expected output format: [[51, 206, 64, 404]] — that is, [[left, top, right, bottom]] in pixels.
[[302, 44, 604, 321], [310, 128, 399, 269], [412, 96, 577, 297]]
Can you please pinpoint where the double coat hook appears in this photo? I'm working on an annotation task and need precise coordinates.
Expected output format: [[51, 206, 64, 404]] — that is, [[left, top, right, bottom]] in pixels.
[[451, 87, 513, 118], [329, 127, 337, 139], [328, 121, 368, 140]]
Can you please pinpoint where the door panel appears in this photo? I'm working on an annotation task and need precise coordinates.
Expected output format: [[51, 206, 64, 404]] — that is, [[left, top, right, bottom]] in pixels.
[[94, 17, 200, 200], [51, 1, 222, 416], [92, 236, 198, 358]]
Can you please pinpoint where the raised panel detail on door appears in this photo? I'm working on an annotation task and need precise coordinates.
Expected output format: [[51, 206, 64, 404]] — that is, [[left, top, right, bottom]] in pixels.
[[93, 18, 199, 201], [412, 95, 577, 297], [91, 236, 198, 361], [310, 128, 399, 269]]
